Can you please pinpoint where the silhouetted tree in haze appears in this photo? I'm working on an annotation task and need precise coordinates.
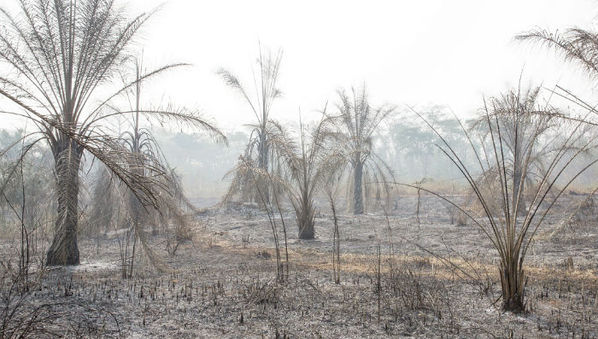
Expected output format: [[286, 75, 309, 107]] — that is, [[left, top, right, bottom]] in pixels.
[[219, 46, 284, 204], [471, 85, 559, 216], [277, 116, 337, 239], [326, 86, 395, 214]]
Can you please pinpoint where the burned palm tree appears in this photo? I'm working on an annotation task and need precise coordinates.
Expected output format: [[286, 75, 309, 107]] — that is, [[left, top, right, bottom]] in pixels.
[[219, 47, 283, 204], [409, 88, 597, 312], [278, 115, 337, 239], [229, 114, 336, 272], [110, 59, 225, 277], [0, 0, 216, 266], [470, 85, 559, 216], [327, 86, 395, 214]]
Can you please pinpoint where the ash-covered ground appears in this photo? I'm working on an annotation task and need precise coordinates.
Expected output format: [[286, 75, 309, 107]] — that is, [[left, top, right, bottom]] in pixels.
[[1, 194, 597, 338]]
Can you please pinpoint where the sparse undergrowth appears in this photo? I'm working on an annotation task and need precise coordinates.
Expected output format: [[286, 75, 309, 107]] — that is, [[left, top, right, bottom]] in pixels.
[[1, 198, 595, 338]]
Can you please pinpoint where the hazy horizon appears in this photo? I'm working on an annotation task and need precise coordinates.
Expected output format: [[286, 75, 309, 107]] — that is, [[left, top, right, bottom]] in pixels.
[[3, 0, 598, 198], [2, 0, 598, 132]]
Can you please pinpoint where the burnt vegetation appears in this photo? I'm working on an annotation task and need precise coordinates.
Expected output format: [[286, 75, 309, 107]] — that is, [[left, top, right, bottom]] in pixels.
[[0, 0, 598, 338]]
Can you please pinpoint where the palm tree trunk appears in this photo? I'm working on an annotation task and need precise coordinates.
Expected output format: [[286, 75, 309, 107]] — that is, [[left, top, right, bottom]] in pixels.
[[500, 258, 525, 312], [297, 199, 315, 239], [513, 165, 526, 217], [256, 131, 270, 204], [353, 160, 364, 215], [46, 139, 82, 266], [297, 218, 314, 239]]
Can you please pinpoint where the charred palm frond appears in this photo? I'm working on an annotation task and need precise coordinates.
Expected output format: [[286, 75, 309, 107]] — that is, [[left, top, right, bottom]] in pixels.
[[516, 24, 598, 124], [517, 28, 598, 80]]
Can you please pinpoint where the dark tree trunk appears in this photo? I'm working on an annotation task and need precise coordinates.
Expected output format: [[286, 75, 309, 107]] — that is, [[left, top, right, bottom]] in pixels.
[[500, 259, 525, 313], [297, 220, 314, 239], [258, 132, 269, 170], [330, 196, 340, 284], [513, 165, 526, 217], [353, 160, 364, 215], [256, 131, 270, 204], [296, 190, 315, 239], [127, 188, 143, 277], [46, 139, 82, 266], [297, 210, 315, 240]]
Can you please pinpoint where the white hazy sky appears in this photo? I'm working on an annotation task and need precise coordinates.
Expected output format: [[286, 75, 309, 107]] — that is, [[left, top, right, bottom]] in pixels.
[[4, 0, 598, 131]]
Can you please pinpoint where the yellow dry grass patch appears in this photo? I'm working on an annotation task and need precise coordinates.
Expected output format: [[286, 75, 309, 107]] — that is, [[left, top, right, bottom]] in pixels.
[[192, 230, 597, 286]]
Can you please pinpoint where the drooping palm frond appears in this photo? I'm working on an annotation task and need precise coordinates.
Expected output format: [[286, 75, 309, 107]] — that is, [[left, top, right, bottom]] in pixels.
[[516, 24, 598, 129], [517, 28, 598, 79]]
